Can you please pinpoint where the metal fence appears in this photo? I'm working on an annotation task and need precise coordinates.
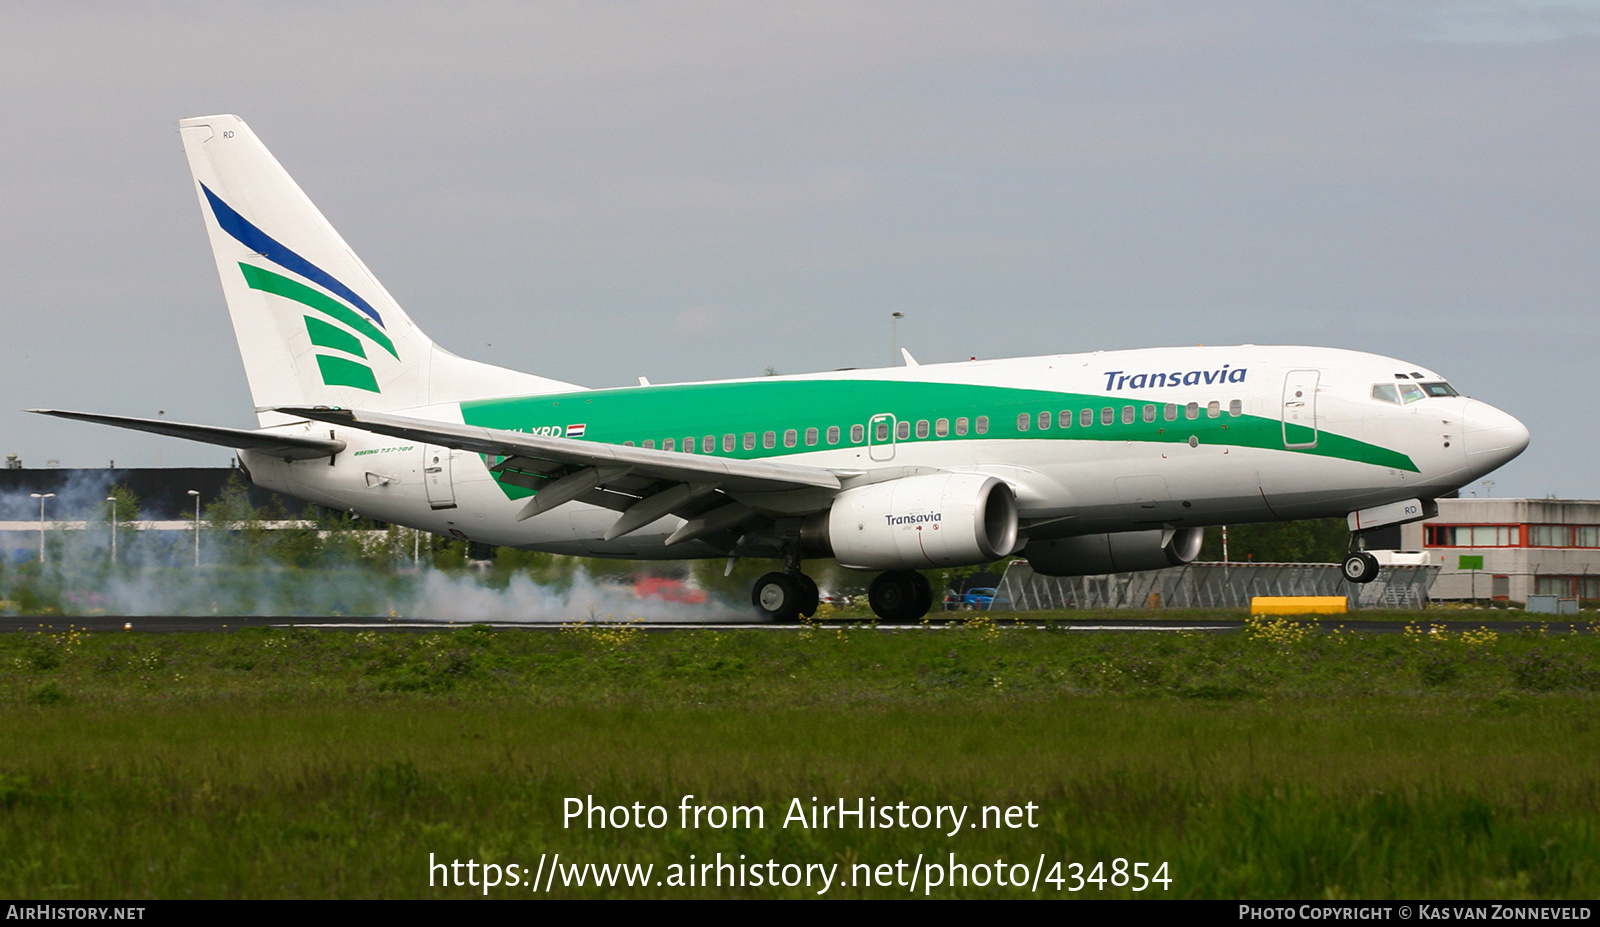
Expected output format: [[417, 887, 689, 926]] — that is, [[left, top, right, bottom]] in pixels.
[[994, 561, 1440, 611]]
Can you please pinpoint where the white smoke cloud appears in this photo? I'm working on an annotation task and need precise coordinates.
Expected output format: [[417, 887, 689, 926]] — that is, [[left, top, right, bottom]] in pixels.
[[1, 472, 754, 622]]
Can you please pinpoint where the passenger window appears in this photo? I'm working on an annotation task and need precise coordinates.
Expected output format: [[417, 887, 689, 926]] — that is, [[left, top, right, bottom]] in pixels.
[[703, 436, 715, 453], [743, 432, 756, 450], [783, 429, 797, 448], [1121, 406, 1135, 424], [1164, 403, 1177, 421], [1080, 408, 1093, 427], [850, 424, 865, 443], [875, 420, 889, 442], [955, 417, 969, 436], [643, 439, 655, 449], [1059, 410, 1071, 429], [723, 434, 736, 452], [763, 431, 777, 449], [896, 420, 910, 440], [1143, 404, 1156, 423], [1371, 384, 1399, 404], [827, 425, 841, 445], [1229, 399, 1242, 417], [1017, 413, 1031, 432], [916, 419, 930, 438], [623, 440, 635, 447], [805, 427, 819, 446], [663, 438, 675, 452], [1101, 407, 1113, 425], [1037, 411, 1051, 430], [1398, 383, 1425, 404], [1207, 401, 1220, 418], [935, 418, 949, 437], [976, 416, 989, 435], [1185, 402, 1199, 420], [683, 437, 695, 453]]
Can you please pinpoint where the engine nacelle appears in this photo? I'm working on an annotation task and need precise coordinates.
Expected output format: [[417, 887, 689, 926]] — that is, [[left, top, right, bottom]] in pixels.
[[818, 473, 1020, 570], [1026, 527, 1204, 577]]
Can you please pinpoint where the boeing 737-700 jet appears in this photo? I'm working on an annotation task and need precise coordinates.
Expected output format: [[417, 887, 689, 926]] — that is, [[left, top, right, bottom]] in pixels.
[[34, 115, 1531, 621]]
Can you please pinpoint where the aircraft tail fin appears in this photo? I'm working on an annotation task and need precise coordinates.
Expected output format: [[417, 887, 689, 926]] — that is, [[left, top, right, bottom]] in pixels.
[[178, 115, 578, 424]]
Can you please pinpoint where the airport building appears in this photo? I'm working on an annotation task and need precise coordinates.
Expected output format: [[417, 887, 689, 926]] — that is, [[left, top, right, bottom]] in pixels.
[[1399, 498, 1600, 603]]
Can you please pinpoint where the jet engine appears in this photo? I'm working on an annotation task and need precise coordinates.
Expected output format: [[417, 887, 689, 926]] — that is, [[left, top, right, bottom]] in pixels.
[[806, 473, 1020, 570], [1025, 527, 1204, 577]]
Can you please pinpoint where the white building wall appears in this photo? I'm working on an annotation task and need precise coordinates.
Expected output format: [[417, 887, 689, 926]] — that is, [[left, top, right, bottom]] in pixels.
[[1400, 499, 1600, 602]]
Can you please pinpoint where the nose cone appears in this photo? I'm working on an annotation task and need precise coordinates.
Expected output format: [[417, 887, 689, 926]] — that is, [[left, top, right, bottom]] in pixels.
[[1462, 400, 1530, 478]]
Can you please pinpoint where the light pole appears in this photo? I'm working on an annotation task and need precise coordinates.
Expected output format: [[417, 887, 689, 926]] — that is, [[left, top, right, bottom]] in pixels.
[[187, 490, 201, 567], [107, 495, 118, 565], [890, 311, 904, 365], [29, 493, 54, 563]]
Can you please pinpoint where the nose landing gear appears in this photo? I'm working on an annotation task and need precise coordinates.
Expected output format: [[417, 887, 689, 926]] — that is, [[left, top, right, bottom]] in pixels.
[[1341, 551, 1380, 584]]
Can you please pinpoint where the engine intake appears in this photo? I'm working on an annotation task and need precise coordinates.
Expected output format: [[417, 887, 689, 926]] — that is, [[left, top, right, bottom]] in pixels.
[[1026, 527, 1204, 577], [814, 473, 1020, 570]]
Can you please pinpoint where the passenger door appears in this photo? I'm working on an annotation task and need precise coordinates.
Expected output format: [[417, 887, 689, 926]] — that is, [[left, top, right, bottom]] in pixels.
[[423, 444, 456, 509], [1281, 370, 1320, 449]]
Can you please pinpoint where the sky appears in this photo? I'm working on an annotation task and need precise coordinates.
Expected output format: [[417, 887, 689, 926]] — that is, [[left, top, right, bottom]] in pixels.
[[2, 1, 1597, 499]]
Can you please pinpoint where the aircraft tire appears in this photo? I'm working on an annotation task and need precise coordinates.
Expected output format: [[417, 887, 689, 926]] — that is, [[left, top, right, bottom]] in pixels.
[[796, 573, 820, 618], [752, 572, 803, 622], [909, 572, 933, 619], [1341, 552, 1380, 584], [868, 571, 933, 621]]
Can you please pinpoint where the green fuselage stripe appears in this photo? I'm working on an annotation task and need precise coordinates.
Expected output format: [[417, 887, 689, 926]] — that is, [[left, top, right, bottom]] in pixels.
[[239, 263, 399, 360], [461, 379, 1418, 497]]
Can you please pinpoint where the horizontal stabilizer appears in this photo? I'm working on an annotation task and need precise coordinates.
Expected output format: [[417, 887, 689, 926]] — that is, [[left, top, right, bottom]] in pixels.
[[29, 409, 346, 461], [276, 406, 843, 494]]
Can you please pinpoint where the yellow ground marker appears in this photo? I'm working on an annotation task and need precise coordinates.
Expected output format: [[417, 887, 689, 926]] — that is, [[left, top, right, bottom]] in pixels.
[[1250, 596, 1348, 615]]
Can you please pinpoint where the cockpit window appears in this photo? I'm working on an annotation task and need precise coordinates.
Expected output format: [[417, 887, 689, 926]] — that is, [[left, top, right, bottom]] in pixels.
[[1371, 384, 1400, 405], [1398, 383, 1425, 404], [1420, 381, 1458, 397]]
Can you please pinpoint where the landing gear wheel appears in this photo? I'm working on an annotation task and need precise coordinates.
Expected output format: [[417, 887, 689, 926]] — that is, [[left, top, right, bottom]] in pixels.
[[1341, 552, 1380, 584], [910, 572, 933, 618], [752, 571, 802, 622], [868, 571, 934, 621], [796, 574, 819, 618]]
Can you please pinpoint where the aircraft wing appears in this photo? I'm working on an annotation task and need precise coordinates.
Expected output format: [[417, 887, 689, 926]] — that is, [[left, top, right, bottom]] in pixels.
[[275, 406, 845, 495], [29, 409, 346, 461]]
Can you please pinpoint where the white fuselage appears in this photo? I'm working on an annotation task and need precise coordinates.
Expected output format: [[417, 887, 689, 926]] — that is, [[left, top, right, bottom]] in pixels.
[[240, 343, 1529, 561]]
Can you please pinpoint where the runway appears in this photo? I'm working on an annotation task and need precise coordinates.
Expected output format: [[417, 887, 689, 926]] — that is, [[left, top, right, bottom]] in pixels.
[[1, 613, 1591, 635]]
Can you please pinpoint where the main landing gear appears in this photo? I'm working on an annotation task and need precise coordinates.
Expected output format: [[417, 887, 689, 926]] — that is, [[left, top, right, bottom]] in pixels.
[[750, 567, 934, 622], [750, 571, 819, 623], [866, 570, 933, 621]]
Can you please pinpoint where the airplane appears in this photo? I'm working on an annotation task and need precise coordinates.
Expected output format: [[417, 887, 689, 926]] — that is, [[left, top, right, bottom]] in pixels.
[[33, 115, 1531, 621]]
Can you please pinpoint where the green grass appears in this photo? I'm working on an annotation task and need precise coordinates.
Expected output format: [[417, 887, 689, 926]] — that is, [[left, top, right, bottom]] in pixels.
[[1, 619, 1598, 898]]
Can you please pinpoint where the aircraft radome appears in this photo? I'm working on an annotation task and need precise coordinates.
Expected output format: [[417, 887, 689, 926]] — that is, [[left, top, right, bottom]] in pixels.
[[35, 115, 1531, 621]]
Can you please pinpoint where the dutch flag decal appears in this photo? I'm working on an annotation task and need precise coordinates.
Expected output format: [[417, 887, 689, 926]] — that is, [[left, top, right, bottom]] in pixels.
[[564, 424, 587, 438]]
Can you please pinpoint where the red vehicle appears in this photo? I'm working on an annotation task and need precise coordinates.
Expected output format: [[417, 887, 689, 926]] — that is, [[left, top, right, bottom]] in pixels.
[[634, 576, 707, 605]]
